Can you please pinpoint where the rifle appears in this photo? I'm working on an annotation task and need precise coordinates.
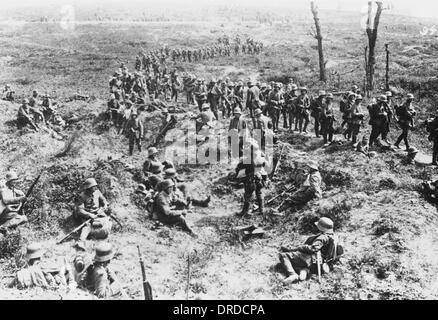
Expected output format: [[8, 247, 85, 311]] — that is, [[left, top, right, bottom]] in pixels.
[[18, 173, 42, 216], [137, 245, 153, 300], [146, 115, 177, 149], [56, 219, 91, 244], [316, 251, 322, 283], [253, 184, 297, 211], [269, 144, 285, 180], [108, 214, 123, 229]]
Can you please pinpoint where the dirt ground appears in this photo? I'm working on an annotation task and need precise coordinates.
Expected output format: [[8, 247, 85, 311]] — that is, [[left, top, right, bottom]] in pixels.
[[2, 9, 438, 300]]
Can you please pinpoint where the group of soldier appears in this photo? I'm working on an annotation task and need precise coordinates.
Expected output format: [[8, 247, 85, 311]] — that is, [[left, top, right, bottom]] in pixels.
[[135, 35, 263, 74], [16, 90, 66, 134]]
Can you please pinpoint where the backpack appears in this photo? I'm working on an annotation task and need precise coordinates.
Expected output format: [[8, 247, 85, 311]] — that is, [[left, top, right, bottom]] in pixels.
[[325, 235, 344, 264]]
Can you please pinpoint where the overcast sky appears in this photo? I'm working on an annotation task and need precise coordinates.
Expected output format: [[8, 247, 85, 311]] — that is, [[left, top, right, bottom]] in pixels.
[[0, 0, 437, 19]]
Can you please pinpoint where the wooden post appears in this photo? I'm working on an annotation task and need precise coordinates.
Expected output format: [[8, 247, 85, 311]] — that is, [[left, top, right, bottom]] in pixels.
[[385, 43, 390, 91], [365, 1, 384, 92], [310, 1, 327, 82]]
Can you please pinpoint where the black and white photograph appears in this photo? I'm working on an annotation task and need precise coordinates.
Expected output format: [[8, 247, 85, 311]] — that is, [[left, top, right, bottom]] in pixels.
[[0, 0, 438, 305]]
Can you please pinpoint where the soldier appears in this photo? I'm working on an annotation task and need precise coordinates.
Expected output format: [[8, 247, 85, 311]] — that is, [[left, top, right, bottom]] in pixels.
[[228, 107, 248, 158], [2, 84, 15, 101], [253, 108, 273, 152], [74, 178, 112, 251], [284, 84, 298, 131], [170, 73, 180, 102], [310, 90, 326, 138], [279, 217, 337, 284], [76, 242, 125, 298], [194, 79, 207, 111], [126, 111, 143, 156], [394, 94, 416, 150], [295, 87, 311, 133], [17, 98, 42, 131], [368, 95, 390, 147], [233, 81, 245, 110], [349, 94, 365, 145], [343, 92, 356, 140], [107, 94, 121, 125], [235, 141, 267, 217], [320, 93, 336, 145], [267, 83, 284, 132], [163, 168, 210, 208], [208, 79, 222, 120], [0, 172, 28, 233], [143, 147, 166, 179], [10, 243, 74, 289], [220, 81, 232, 119], [153, 179, 197, 237], [193, 103, 216, 134], [426, 111, 438, 165], [285, 161, 322, 210], [356, 136, 370, 157], [246, 80, 261, 118]]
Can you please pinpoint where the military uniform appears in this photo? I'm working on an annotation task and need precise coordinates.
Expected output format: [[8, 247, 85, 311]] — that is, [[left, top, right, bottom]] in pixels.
[[296, 92, 310, 133], [368, 97, 390, 147], [0, 172, 28, 231], [153, 187, 194, 234], [349, 100, 364, 144], [394, 97, 416, 150], [320, 99, 335, 144], [287, 163, 322, 208], [310, 96, 325, 138], [267, 88, 283, 131], [126, 114, 144, 155], [246, 84, 260, 118]]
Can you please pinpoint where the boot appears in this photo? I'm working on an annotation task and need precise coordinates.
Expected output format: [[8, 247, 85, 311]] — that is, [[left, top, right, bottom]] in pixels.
[[191, 196, 211, 207], [257, 196, 264, 216], [237, 201, 250, 217], [299, 268, 309, 281], [283, 273, 299, 284]]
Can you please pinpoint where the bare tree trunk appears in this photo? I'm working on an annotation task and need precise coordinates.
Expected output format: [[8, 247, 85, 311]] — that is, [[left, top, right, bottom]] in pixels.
[[385, 43, 390, 91], [310, 1, 327, 82], [364, 46, 369, 97], [366, 1, 384, 92]]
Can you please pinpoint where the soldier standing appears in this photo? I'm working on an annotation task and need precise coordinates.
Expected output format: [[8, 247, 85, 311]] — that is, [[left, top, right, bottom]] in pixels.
[[228, 107, 248, 158], [394, 94, 416, 150], [368, 95, 390, 147], [310, 90, 326, 138], [235, 141, 267, 217], [246, 80, 261, 119], [267, 83, 284, 132], [126, 111, 143, 156], [349, 94, 365, 145], [320, 93, 336, 145], [296, 87, 310, 133]]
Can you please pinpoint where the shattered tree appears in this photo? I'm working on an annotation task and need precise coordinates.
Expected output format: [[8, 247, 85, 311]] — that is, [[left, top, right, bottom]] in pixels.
[[365, 1, 384, 92], [310, 1, 327, 82]]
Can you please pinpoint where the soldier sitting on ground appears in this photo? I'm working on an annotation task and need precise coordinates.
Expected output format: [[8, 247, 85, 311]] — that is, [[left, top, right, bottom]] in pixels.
[[2, 84, 15, 101], [10, 243, 74, 289], [17, 99, 41, 132], [0, 171, 28, 233], [152, 179, 198, 237], [278, 217, 342, 284], [163, 168, 211, 209], [74, 242, 125, 299], [284, 160, 322, 211], [74, 178, 112, 251]]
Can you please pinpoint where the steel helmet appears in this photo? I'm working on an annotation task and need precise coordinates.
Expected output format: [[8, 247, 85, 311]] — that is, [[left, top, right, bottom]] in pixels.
[[93, 242, 114, 263], [291, 84, 298, 90], [202, 103, 210, 110], [307, 160, 319, 170], [83, 178, 98, 190], [314, 217, 334, 232], [148, 147, 158, 156], [378, 94, 387, 102], [161, 179, 175, 190], [385, 91, 392, 97], [318, 90, 326, 97], [407, 93, 414, 99], [326, 93, 334, 99], [233, 107, 242, 115], [5, 171, 19, 182], [26, 243, 43, 261], [254, 108, 263, 116], [356, 94, 363, 101]]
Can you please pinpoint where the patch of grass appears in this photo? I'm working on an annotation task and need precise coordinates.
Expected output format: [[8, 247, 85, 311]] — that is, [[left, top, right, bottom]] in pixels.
[[320, 169, 353, 190], [372, 213, 401, 236], [0, 231, 23, 259]]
